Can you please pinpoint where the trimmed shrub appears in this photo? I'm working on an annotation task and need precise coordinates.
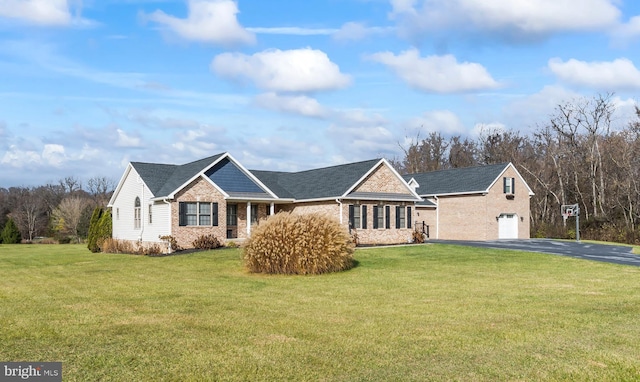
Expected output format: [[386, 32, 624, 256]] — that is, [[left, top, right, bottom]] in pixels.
[[1, 218, 21, 244], [159, 235, 181, 252], [192, 234, 222, 250], [243, 212, 355, 275], [412, 228, 425, 244]]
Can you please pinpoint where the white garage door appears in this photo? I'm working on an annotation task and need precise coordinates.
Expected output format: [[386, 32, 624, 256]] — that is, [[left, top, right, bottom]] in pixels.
[[498, 214, 518, 239]]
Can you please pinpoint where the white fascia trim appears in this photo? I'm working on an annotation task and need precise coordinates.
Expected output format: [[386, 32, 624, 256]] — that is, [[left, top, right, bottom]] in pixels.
[[293, 197, 341, 204], [488, 162, 535, 197], [224, 197, 290, 202], [167, 154, 231, 199], [341, 158, 422, 200], [107, 164, 134, 207], [420, 190, 487, 198]]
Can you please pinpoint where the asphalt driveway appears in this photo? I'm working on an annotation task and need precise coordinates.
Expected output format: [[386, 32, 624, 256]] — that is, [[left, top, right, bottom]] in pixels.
[[432, 239, 640, 267]]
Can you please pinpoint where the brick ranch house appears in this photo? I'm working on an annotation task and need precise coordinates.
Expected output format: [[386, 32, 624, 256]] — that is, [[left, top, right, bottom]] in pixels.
[[107, 152, 423, 249], [107, 153, 533, 249]]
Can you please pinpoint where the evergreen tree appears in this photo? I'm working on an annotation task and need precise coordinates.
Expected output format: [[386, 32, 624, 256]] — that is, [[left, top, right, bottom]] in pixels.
[[95, 210, 112, 252], [87, 207, 103, 253], [1, 218, 22, 244]]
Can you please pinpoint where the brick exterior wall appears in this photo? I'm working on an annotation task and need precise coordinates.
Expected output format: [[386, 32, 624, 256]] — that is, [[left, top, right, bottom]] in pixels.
[[435, 166, 531, 240], [171, 177, 228, 249], [413, 206, 436, 239], [354, 163, 408, 193]]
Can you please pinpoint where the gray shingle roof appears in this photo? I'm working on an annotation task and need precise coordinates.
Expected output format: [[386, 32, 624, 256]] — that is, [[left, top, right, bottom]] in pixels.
[[252, 159, 382, 200], [403, 163, 509, 196], [131, 153, 225, 197]]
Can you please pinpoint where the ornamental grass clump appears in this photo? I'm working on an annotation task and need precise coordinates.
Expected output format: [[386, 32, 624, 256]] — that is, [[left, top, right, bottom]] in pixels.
[[243, 212, 355, 275]]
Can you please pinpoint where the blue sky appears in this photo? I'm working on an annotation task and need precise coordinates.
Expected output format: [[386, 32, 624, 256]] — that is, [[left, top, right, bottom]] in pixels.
[[1, 0, 640, 187]]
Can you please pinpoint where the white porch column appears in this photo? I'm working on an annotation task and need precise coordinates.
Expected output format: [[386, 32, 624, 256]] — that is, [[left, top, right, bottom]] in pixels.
[[270, 202, 275, 215], [246, 202, 252, 236]]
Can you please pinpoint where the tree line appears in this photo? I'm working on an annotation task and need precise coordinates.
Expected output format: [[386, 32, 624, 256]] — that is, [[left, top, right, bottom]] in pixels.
[[392, 93, 640, 244], [0, 176, 115, 244]]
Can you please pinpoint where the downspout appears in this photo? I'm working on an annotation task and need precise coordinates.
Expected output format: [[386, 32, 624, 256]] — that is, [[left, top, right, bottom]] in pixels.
[[434, 195, 439, 239], [336, 199, 343, 224], [162, 198, 172, 252], [137, 175, 145, 242]]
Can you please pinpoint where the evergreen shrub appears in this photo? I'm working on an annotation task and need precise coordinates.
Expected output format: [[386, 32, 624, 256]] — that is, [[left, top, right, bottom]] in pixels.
[[243, 212, 355, 275], [1, 218, 21, 244], [87, 207, 103, 252]]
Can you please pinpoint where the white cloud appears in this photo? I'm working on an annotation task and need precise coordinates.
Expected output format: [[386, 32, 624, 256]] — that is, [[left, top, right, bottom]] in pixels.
[[326, 124, 397, 159], [549, 58, 640, 90], [333, 22, 394, 41], [1, 145, 41, 167], [503, 85, 581, 131], [404, 110, 467, 135], [148, 0, 255, 45], [246, 26, 336, 36], [42, 144, 67, 167], [368, 49, 499, 93], [390, 0, 620, 40], [0, 0, 70, 26], [1, 143, 66, 168], [612, 15, 640, 42], [211, 48, 351, 92], [254, 93, 329, 118], [116, 128, 142, 147], [0, 0, 93, 27]]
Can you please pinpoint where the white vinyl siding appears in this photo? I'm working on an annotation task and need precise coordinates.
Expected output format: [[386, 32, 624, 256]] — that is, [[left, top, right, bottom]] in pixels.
[[110, 168, 171, 243]]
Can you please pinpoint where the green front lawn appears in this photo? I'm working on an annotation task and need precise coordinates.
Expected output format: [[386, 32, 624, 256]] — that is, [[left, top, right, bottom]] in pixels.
[[1, 243, 639, 381]]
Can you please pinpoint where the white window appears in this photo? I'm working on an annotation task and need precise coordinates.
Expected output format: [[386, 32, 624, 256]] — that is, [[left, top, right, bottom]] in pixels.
[[134, 197, 141, 229], [148, 204, 152, 224], [179, 202, 218, 226], [503, 177, 515, 194]]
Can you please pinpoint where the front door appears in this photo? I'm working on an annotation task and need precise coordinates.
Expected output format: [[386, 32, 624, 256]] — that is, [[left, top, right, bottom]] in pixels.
[[227, 204, 238, 239], [498, 213, 518, 239]]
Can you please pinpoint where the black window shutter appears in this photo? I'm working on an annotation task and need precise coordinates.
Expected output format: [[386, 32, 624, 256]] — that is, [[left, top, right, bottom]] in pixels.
[[362, 205, 367, 229], [373, 206, 379, 229], [395, 206, 401, 229], [512, 178, 515, 194], [385, 206, 390, 229], [212, 203, 218, 226], [179, 202, 186, 226], [348, 205, 354, 229], [407, 207, 412, 229]]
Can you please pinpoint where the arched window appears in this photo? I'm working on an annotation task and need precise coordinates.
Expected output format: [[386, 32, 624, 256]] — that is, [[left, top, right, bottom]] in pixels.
[[134, 197, 141, 229]]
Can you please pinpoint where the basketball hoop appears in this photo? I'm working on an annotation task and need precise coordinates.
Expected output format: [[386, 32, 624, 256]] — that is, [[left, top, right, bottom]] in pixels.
[[561, 204, 580, 242], [561, 204, 579, 220]]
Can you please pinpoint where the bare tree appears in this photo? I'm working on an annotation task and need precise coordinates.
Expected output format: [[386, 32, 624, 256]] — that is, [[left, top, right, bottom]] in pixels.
[[9, 187, 47, 241], [87, 176, 116, 206], [399, 131, 449, 174], [52, 196, 92, 243], [59, 176, 82, 194], [448, 136, 477, 168]]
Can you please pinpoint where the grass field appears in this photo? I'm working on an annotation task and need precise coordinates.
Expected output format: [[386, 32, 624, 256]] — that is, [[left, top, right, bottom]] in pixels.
[[1, 243, 639, 381]]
